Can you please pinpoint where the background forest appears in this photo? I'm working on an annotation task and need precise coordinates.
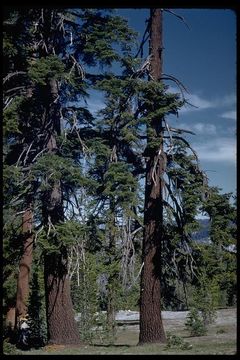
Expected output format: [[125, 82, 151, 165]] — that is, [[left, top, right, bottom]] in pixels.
[[3, 7, 236, 350]]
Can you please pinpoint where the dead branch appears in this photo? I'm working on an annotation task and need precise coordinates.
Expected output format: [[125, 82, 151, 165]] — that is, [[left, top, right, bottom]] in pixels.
[[131, 54, 153, 79], [127, 262, 144, 290], [172, 135, 199, 162], [23, 141, 34, 165], [169, 127, 196, 135], [110, 145, 118, 163], [4, 86, 26, 94], [164, 9, 191, 30], [31, 147, 48, 163], [151, 147, 161, 187], [70, 111, 89, 153], [3, 97, 14, 110], [163, 118, 174, 154], [34, 225, 44, 244], [3, 71, 26, 84], [47, 215, 56, 237], [135, 17, 151, 58], [161, 73, 189, 96], [16, 147, 27, 167], [69, 55, 85, 80]]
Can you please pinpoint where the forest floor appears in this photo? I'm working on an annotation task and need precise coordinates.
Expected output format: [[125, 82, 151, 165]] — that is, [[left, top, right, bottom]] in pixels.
[[5, 308, 237, 355]]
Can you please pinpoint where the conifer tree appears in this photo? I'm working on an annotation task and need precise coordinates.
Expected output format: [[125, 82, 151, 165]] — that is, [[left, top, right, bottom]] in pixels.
[[139, 8, 166, 344], [136, 9, 209, 344], [193, 188, 237, 307], [3, 7, 138, 345], [3, 8, 38, 333]]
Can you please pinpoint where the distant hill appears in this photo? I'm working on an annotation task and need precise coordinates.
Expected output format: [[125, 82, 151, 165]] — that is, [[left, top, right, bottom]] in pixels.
[[191, 218, 210, 244]]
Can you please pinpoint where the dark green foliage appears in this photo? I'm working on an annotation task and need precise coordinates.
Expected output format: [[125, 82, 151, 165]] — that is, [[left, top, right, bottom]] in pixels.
[[78, 11, 137, 66], [103, 162, 137, 208], [3, 96, 24, 137], [28, 265, 47, 347], [3, 340, 19, 355], [3, 6, 140, 345], [71, 253, 103, 343], [192, 188, 237, 307], [28, 55, 65, 85]]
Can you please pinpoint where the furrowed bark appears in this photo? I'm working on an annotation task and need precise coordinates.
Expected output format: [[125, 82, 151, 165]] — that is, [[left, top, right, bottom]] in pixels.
[[15, 206, 33, 327], [43, 78, 81, 345], [139, 8, 166, 345]]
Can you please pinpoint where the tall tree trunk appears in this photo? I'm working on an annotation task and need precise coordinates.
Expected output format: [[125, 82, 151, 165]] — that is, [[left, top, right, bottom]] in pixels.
[[14, 80, 36, 332], [43, 78, 81, 345], [139, 9, 166, 344], [15, 205, 33, 327]]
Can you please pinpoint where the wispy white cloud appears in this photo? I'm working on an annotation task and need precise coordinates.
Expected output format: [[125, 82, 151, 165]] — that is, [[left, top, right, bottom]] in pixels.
[[220, 110, 236, 120], [167, 86, 236, 114], [87, 99, 105, 114], [220, 94, 236, 107], [180, 94, 215, 112], [180, 122, 217, 135], [194, 138, 236, 163]]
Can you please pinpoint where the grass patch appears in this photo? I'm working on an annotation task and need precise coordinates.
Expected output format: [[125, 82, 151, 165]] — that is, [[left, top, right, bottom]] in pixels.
[[7, 309, 236, 355]]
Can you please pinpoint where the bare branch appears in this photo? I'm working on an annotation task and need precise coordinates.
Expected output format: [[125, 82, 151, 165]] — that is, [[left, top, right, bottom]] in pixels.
[[127, 262, 144, 290], [31, 147, 48, 163], [161, 73, 189, 95], [23, 141, 34, 165], [151, 148, 161, 187], [16, 147, 27, 167], [163, 118, 174, 154], [164, 9, 191, 30], [4, 86, 26, 94], [135, 17, 151, 58], [34, 225, 44, 244], [3, 97, 14, 110], [172, 135, 199, 162], [131, 54, 153, 79], [69, 55, 85, 80], [3, 71, 26, 84], [169, 127, 196, 135]]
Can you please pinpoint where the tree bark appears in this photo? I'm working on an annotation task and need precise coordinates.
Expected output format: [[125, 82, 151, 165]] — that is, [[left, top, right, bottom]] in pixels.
[[139, 9, 166, 344], [6, 306, 16, 334], [43, 78, 81, 345], [44, 253, 81, 344], [15, 206, 33, 326]]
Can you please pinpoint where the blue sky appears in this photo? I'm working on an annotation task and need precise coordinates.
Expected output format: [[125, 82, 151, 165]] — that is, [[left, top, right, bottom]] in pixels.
[[116, 9, 236, 196]]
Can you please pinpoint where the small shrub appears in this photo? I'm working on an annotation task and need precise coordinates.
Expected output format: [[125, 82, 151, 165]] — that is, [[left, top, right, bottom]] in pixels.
[[185, 308, 207, 336], [3, 340, 19, 355], [216, 328, 226, 334], [165, 332, 192, 350]]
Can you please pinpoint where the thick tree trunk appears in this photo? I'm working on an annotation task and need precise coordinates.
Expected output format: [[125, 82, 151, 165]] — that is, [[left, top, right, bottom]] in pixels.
[[139, 9, 166, 344], [44, 253, 81, 344], [43, 78, 81, 345], [6, 306, 16, 334], [15, 206, 33, 327], [14, 80, 35, 334]]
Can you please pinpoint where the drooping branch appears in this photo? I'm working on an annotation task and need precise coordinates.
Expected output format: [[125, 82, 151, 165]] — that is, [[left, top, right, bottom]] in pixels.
[[3, 71, 26, 84], [135, 18, 151, 58], [163, 9, 191, 30]]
